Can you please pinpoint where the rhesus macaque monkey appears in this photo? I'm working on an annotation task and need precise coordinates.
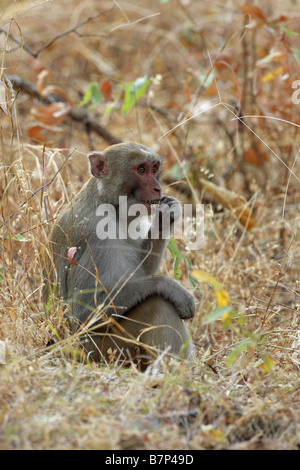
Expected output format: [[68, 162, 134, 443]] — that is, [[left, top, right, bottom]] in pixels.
[[44, 143, 195, 369]]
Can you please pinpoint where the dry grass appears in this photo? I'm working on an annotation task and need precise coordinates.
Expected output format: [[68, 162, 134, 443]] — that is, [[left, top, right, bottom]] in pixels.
[[0, 0, 299, 450]]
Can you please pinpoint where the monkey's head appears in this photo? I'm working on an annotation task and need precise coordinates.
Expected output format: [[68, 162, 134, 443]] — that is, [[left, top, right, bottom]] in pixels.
[[88, 143, 163, 210]]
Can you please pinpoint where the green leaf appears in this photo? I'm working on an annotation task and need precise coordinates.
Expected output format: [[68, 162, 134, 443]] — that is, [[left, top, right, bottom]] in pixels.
[[173, 256, 181, 279], [78, 82, 102, 109], [185, 258, 198, 289], [104, 102, 116, 115], [121, 76, 150, 115], [0, 267, 3, 282], [238, 314, 246, 327], [7, 234, 27, 242], [167, 238, 184, 260], [198, 71, 214, 88], [292, 48, 300, 65], [284, 27, 293, 36], [48, 323, 62, 341], [168, 239, 184, 279], [167, 239, 197, 288], [204, 306, 235, 323], [284, 27, 300, 37], [226, 338, 256, 366]]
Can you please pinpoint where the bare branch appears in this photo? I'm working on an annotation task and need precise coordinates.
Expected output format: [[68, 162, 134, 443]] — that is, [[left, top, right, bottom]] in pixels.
[[0, 7, 115, 58]]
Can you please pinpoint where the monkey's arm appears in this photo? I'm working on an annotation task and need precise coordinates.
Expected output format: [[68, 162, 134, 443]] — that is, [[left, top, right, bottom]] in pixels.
[[106, 274, 195, 320], [70, 272, 195, 326]]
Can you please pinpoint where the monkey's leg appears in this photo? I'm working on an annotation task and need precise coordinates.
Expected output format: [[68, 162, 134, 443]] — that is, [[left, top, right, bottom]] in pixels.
[[82, 295, 194, 369]]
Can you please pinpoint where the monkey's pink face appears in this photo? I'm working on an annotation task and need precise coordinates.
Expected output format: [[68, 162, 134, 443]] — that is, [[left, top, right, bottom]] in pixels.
[[131, 161, 162, 211]]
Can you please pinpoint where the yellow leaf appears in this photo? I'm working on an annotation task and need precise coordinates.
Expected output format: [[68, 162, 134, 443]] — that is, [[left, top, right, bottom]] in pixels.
[[191, 269, 222, 291], [216, 288, 231, 307], [192, 269, 231, 309], [262, 354, 275, 372], [221, 311, 230, 322], [262, 66, 283, 83], [206, 427, 226, 443]]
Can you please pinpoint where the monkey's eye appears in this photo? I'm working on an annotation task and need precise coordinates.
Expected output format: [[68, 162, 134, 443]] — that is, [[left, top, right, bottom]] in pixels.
[[137, 165, 146, 175], [153, 164, 160, 174]]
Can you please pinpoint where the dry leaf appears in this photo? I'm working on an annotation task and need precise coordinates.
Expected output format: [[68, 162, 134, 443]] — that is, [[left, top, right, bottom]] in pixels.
[[244, 142, 268, 167], [41, 85, 71, 104], [240, 4, 266, 22], [31, 102, 70, 126], [101, 81, 113, 101], [27, 124, 48, 144], [27, 123, 64, 144], [204, 80, 218, 96], [36, 69, 50, 94], [200, 178, 254, 230], [68, 247, 78, 266]]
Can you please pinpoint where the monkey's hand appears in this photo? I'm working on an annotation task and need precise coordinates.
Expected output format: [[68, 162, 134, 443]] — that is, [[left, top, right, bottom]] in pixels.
[[150, 196, 182, 239], [159, 195, 182, 225], [143, 196, 182, 274], [156, 276, 195, 319], [171, 286, 195, 319]]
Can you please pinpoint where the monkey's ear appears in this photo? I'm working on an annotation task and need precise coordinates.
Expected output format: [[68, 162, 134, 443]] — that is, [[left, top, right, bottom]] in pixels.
[[88, 152, 110, 179]]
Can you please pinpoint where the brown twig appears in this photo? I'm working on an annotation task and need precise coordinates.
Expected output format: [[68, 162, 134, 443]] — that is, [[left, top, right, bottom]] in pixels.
[[6, 75, 121, 145], [0, 8, 115, 59]]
